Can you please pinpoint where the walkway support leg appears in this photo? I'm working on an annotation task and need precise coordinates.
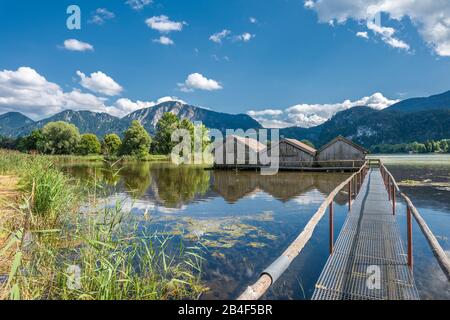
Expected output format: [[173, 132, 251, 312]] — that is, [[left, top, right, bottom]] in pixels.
[[329, 202, 334, 255], [407, 206, 413, 269]]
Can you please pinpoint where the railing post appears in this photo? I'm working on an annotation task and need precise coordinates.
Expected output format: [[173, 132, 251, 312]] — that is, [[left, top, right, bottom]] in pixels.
[[407, 205, 413, 269], [387, 177, 391, 201], [329, 201, 334, 254], [348, 182, 352, 212], [392, 184, 396, 215]]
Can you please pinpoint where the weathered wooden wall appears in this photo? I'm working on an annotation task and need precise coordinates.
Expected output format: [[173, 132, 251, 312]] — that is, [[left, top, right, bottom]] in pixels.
[[214, 137, 260, 167], [277, 141, 315, 167], [316, 140, 365, 167]]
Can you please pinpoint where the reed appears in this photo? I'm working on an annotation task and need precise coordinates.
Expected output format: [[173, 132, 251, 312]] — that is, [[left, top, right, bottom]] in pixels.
[[0, 149, 206, 300]]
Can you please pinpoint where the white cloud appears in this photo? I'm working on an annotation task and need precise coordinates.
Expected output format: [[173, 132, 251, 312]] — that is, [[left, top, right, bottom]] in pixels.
[[145, 15, 185, 33], [247, 93, 399, 128], [235, 32, 255, 42], [0, 67, 118, 118], [367, 21, 410, 50], [76, 71, 123, 97], [356, 31, 369, 39], [249, 17, 258, 24], [126, 0, 152, 10], [114, 96, 186, 115], [0, 67, 192, 119], [304, 0, 315, 9], [153, 36, 174, 46], [63, 39, 94, 52], [178, 73, 223, 92], [209, 29, 231, 43], [248, 109, 284, 117], [90, 8, 115, 25], [304, 0, 450, 56]]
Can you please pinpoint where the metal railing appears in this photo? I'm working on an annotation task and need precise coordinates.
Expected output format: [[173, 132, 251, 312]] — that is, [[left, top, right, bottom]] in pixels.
[[379, 160, 450, 281], [237, 161, 370, 300]]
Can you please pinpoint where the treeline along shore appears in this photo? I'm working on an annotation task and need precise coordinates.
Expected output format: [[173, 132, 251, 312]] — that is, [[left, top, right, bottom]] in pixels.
[[0, 112, 210, 161]]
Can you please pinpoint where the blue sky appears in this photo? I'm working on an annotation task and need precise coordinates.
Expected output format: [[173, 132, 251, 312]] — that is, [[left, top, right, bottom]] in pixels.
[[1, 0, 450, 127]]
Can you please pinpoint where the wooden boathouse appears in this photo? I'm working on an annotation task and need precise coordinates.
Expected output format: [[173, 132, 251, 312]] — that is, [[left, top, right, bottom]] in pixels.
[[263, 138, 317, 168], [213, 135, 368, 171], [214, 135, 266, 168], [316, 136, 368, 168]]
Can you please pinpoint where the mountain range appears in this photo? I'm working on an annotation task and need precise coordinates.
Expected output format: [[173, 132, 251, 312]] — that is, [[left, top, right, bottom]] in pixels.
[[0, 101, 262, 138], [1, 90, 450, 149]]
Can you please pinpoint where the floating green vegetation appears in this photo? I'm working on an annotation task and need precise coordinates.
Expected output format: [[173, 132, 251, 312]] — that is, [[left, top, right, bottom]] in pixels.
[[248, 242, 267, 248], [399, 179, 450, 188], [166, 213, 277, 250]]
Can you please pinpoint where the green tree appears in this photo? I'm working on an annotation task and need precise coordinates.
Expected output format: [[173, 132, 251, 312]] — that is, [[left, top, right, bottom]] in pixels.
[[152, 113, 180, 155], [40, 121, 81, 155], [102, 133, 122, 156], [17, 129, 44, 152], [120, 121, 152, 159], [78, 134, 101, 155]]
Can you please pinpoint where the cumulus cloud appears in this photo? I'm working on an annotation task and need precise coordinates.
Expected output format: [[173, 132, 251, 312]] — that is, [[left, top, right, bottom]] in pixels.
[[153, 36, 174, 45], [247, 109, 284, 117], [209, 29, 231, 43], [0, 67, 115, 118], [356, 31, 369, 39], [76, 71, 123, 96], [249, 17, 258, 24], [178, 73, 223, 92], [247, 93, 399, 128], [145, 15, 185, 33], [0, 67, 191, 119], [63, 39, 94, 52], [367, 21, 410, 50], [90, 8, 115, 25], [304, 0, 450, 56], [114, 96, 186, 115], [235, 32, 255, 42], [126, 0, 152, 10]]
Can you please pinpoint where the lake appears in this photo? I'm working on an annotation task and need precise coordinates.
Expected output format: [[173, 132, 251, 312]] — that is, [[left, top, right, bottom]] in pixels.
[[62, 155, 450, 300]]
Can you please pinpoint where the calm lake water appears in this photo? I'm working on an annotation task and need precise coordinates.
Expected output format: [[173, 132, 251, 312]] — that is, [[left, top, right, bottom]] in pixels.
[[62, 155, 450, 300]]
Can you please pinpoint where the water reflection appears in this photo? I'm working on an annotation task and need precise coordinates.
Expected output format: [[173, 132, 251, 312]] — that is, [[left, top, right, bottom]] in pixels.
[[61, 161, 450, 300], [62, 162, 349, 299]]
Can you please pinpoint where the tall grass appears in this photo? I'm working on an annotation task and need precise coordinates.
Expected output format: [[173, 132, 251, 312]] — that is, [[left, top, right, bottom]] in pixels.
[[0, 149, 206, 300]]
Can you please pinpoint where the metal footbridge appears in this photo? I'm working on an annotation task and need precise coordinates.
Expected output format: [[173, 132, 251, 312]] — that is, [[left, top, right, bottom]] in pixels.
[[238, 160, 450, 300]]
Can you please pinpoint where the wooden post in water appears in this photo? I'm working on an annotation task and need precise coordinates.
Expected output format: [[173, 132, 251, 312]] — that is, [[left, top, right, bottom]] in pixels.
[[407, 205, 413, 269], [329, 201, 334, 254]]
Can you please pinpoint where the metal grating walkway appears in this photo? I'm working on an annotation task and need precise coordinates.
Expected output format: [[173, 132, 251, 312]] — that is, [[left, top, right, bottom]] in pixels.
[[312, 168, 420, 300]]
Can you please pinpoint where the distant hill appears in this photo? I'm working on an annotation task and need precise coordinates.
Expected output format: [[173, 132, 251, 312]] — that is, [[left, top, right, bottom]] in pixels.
[[122, 101, 262, 135], [2, 90, 450, 149], [1, 101, 262, 138], [281, 107, 450, 148], [18, 110, 121, 137], [387, 90, 450, 113], [0, 112, 34, 137]]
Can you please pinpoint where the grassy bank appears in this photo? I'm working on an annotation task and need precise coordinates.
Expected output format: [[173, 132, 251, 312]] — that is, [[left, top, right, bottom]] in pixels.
[[0, 150, 205, 300]]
